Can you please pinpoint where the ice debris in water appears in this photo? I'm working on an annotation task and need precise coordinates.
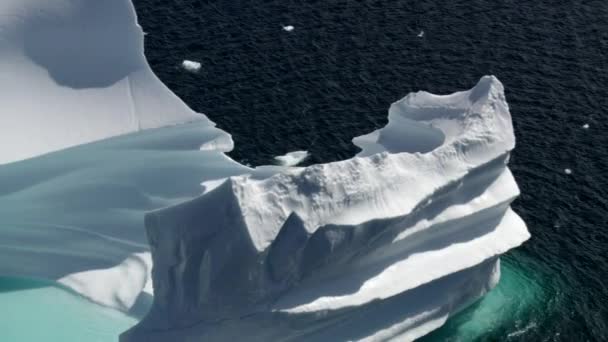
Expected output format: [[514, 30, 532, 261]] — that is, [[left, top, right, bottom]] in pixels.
[[582, 123, 589, 129], [417, 30, 425, 37], [283, 25, 295, 32], [274, 150, 309, 166], [181, 60, 201, 73], [564, 168, 572, 175]]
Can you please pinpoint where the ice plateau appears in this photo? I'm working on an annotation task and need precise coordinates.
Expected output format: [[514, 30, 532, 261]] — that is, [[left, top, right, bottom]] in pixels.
[[0, 0, 529, 341]]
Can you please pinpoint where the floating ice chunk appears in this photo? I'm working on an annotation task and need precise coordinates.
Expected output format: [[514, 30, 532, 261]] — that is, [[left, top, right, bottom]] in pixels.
[[564, 168, 572, 175], [274, 150, 309, 166], [283, 25, 295, 32], [417, 30, 425, 38], [181, 60, 201, 73], [582, 123, 589, 129]]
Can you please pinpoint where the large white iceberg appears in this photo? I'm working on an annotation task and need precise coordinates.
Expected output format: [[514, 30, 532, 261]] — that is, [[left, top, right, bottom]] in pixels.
[[0, 0, 529, 341], [121, 75, 529, 341]]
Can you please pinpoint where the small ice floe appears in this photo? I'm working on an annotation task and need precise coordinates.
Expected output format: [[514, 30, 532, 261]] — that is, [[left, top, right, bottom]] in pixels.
[[507, 322, 538, 339], [564, 168, 572, 175], [283, 25, 295, 32], [275, 150, 309, 167], [181, 60, 201, 73], [417, 30, 425, 38], [582, 123, 589, 129]]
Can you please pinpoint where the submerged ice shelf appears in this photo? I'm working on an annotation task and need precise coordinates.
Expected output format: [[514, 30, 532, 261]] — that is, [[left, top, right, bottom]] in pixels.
[[0, 0, 529, 341]]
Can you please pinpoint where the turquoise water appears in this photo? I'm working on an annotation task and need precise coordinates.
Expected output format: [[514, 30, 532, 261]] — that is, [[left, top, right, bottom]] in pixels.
[[0, 277, 137, 342], [422, 252, 552, 342]]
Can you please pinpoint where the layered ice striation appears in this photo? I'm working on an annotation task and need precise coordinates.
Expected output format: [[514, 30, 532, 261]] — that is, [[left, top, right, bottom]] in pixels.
[[0, 0, 529, 341], [123, 76, 530, 341]]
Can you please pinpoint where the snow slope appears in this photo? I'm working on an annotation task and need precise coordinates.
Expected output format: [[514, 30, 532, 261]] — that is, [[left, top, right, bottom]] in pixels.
[[0, 0, 245, 317], [123, 76, 529, 341], [0, 0, 222, 165]]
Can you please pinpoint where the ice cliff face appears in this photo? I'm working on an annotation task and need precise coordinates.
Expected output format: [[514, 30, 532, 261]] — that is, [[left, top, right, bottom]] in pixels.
[[122, 76, 529, 341], [0, 0, 529, 341]]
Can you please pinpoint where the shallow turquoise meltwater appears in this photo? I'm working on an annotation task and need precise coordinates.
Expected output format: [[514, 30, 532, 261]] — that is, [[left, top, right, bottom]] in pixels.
[[422, 253, 549, 341], [0, 277, 137, 342]]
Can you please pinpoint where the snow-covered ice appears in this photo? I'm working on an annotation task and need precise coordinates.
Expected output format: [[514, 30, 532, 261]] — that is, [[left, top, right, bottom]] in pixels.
[[0, 0, 208, 166], [274, 150, 309, 166], [123, 76, 530, 341], [182, 60, 202, 73], [0, 0, 529, 341], [0, 0, 239, 317]]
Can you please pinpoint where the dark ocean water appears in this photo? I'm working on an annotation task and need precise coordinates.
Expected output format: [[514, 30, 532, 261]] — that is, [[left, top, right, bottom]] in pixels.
[[133, 0, 608, 341]]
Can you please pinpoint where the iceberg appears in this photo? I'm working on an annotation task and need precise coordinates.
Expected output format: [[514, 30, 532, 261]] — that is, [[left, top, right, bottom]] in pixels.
[[122, 77, 529, 341], [0, 0, 529, 341]]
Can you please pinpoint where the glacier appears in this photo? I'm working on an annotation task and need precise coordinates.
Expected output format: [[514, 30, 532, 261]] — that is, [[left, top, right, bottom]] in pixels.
[[0, 0, 529, 341]]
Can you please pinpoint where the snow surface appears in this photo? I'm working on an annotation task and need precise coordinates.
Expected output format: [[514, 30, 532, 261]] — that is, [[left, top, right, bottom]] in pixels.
[[0, 0, 214, 165], [274, 150, 309, 166], [0, 0, 530, 341]]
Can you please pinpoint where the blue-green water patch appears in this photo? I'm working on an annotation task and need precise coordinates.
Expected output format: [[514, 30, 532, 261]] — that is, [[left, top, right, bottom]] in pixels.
[[421, 253, 551, 342], [0, 277, 137, 342]]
